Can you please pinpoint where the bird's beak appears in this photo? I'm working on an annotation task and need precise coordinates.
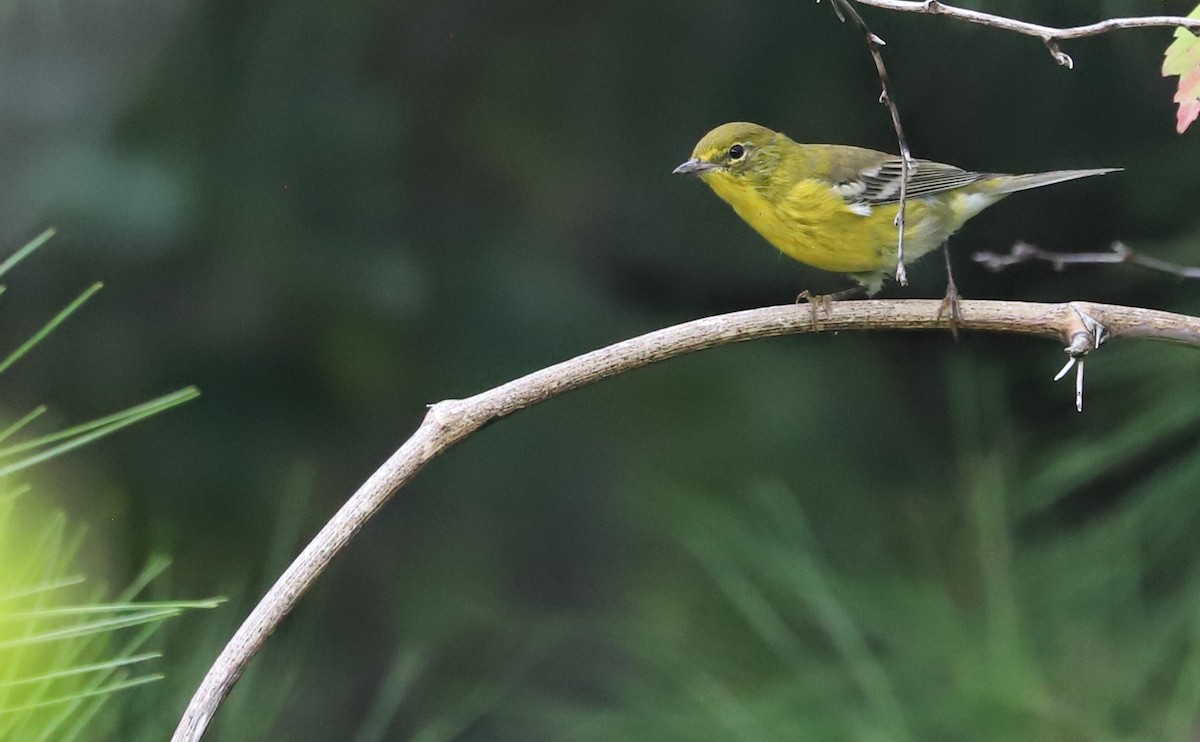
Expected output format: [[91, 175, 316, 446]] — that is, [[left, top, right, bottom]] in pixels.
[[672, 158, 717, 176]]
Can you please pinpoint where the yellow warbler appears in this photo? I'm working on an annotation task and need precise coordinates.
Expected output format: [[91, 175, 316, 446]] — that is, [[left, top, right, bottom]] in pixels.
[[674, 122, 1117, 294]]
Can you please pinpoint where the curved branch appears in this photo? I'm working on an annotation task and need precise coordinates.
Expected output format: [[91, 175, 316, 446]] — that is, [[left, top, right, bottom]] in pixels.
[[172, 299, 1200, 742], [851, 0, 1200, 68]]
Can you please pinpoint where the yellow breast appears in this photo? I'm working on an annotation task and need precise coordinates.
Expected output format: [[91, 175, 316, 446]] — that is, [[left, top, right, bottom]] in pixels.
[[701, 172, 957, 274]]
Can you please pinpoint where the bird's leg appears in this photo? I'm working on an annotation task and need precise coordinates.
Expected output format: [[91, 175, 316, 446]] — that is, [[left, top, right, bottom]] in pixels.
[[937, 242, 961, 340], [797, 286, 868, 329]]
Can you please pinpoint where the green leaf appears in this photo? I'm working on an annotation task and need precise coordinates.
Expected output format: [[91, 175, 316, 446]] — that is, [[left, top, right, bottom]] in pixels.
[[1163, 5, 1200, 133]]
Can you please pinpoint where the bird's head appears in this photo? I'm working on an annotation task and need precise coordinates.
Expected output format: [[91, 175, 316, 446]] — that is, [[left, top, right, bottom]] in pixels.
[[672, 122, 782, 188]]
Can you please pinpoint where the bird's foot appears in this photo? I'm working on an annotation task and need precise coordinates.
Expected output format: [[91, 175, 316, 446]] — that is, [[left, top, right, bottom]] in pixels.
[[937, 242, 963, 341], [796, 290, 833, 329], [937, 279, 962, 341], [797, 286, 867, 330]]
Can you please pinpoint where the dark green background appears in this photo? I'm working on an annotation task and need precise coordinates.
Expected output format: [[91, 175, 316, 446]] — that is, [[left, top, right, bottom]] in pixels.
[[4, 0, 1200, 739]]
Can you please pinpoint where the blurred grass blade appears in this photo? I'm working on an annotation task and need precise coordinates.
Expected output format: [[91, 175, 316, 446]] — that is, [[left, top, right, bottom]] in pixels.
[[0, 387, 200, 477], [0, 389, 198, 459], [0, 484, 31, 505], [0, 653, 160, 690], [52, 692, 107, 742], [0, 577, 87, 604], [351, 647, 430, 742], [0, 673, 163, 714], [0, 608, 191, 649], [0, 229, 55, 282], [0, 408, 47, 444], [116, 555, 173, 602], [3, 599, 224, 620], [0, 282, 102, 376]]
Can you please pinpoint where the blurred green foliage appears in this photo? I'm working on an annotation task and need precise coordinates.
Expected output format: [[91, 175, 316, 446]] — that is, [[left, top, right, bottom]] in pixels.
[[0, 231, 217, 740], [3, 0, 1200, 738], [0, 497, 220, 742]]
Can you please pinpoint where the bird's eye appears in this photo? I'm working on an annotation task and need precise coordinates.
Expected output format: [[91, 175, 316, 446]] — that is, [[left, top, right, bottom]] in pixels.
[[728, 144, 745, 160]]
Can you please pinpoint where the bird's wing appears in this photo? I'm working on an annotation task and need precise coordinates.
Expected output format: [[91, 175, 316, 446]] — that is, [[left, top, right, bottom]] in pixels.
[[826, 151, 993, 206]]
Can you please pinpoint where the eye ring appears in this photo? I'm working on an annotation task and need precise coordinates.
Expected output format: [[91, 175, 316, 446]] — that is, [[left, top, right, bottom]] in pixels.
[[728, 144, 745, 160]]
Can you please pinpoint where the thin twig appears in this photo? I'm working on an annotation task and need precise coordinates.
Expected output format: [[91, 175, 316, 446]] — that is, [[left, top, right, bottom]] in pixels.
[[828, 0, 914, 285], [975, 241, 1200, 280], [821, 0, 1200, 280], [851, 0, 1200, 68], [172, 298, 1200, 742]]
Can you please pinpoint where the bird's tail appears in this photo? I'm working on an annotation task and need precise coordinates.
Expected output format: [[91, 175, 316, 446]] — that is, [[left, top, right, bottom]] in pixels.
[[984, 167, 1121, 195]]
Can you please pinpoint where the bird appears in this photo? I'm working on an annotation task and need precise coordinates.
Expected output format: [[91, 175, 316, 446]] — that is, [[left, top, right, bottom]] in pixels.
[[673, 122, 1118, 306]]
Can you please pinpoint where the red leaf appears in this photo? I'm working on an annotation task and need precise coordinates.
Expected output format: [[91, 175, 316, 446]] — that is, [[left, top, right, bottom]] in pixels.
[[1163, 6, 1200, 133], [1176, 67, 1200, 133]]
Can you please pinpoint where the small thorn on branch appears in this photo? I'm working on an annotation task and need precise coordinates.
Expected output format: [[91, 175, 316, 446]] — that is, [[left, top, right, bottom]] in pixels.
[[824, 0, 849, 24], [1044, 38, 1074, 68], [1053, 302, 1109, 412]]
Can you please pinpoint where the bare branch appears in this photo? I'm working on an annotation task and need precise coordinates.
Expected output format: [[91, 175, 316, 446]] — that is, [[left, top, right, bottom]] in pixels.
[[821, 0, 1200, 277], [173, 298, 1200, 741], [975, 241, 1200, 280], [828, 0, 914, 284], [852, 0, 1200, 68]]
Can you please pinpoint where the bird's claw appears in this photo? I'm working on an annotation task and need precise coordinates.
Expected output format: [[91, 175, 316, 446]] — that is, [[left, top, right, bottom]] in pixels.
[[796, 286, 868, 329], [936, 280, 962, 341], [797, 290, 834, 330], [937, 243, 962, 340]]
